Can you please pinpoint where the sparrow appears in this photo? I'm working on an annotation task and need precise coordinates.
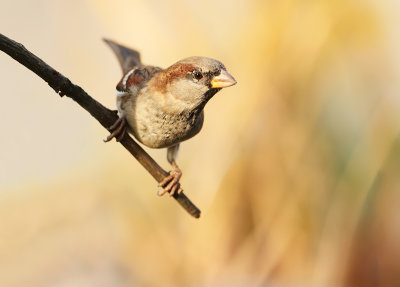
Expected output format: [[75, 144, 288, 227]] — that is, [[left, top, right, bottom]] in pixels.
[[103, 39, 236, 196]]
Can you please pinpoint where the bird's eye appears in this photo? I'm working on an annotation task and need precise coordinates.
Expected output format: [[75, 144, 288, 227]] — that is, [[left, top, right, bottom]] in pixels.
[[192, 70, 203, 80]]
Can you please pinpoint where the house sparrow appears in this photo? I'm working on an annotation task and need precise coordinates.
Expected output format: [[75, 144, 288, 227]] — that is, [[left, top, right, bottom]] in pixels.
[[103, 39, 236, 196]]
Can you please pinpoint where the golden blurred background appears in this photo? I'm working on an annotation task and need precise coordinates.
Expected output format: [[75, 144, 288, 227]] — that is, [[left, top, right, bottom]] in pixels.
[[1, 0, 400, 286]]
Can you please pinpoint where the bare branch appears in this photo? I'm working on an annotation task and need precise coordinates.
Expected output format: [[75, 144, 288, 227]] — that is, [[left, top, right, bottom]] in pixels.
[[0, 33, 200, 218]]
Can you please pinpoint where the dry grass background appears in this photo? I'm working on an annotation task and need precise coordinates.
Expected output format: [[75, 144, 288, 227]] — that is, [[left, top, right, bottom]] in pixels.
[[1, 0, 400, 286]]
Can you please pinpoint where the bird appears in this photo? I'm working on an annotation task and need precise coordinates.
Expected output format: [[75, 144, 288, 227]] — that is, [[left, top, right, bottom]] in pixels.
[[103, 39, 236, 196]]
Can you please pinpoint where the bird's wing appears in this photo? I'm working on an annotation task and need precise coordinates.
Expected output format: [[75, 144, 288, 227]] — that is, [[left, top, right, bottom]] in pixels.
[[103, 38, 142, 74], [116, 65, 162, 93]]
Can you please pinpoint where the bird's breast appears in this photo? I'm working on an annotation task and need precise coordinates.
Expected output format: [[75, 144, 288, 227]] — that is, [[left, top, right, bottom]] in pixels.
[[122, 97, 204, 148]]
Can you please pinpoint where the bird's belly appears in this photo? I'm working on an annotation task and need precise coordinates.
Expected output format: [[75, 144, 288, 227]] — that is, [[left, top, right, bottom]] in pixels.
[[126, 109, 204, 149]]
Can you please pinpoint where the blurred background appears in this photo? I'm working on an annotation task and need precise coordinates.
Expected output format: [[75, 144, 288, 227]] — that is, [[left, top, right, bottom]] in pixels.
[[1, 0, 400, 286]]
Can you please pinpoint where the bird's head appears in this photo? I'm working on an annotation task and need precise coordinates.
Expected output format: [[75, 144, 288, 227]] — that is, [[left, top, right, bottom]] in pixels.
[[152, 56, 236, 111]]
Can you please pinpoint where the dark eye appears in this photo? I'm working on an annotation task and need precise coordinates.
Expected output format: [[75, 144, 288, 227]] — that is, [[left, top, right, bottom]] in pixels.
[[192, 70, 203, 80]]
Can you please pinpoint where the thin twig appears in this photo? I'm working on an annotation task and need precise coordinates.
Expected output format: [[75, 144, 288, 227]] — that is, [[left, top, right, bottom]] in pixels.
[[0, 33, 200, 218]]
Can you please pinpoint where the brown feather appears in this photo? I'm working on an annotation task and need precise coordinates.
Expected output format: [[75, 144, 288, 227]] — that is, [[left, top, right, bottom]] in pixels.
[[116, 66, 162, 92], [153, 63, 196, 93]]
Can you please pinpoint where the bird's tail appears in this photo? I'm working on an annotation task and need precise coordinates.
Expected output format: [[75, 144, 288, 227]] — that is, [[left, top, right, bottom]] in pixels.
[[103, 38, 142, 75]]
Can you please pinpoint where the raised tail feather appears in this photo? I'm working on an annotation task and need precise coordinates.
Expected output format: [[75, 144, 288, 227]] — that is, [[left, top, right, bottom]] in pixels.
[[103, 38, 142, 75]]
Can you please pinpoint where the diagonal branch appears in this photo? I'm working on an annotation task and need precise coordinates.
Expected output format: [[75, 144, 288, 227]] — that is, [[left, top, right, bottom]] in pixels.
[[0, 33, 200, 218]]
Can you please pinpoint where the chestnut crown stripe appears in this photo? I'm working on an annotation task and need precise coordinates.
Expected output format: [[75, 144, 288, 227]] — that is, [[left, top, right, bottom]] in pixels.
[[154, 63, 196, 93]]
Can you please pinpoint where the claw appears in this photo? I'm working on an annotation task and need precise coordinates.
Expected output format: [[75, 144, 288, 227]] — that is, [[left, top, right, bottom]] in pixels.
[[158, 165, 182, 196], [170, 183, 181, 196], [159, 174, 174, 187], [104, 117, 127, 142], [116, 126, 127, 141]]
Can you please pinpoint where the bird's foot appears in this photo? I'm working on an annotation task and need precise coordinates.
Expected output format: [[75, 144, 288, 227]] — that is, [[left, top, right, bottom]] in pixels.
[[158, 166, 183, 196], [104, 117, 127, 142]]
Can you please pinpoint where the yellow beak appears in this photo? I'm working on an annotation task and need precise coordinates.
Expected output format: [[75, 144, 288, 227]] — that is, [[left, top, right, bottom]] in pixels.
[[210, 70, 237, 89]]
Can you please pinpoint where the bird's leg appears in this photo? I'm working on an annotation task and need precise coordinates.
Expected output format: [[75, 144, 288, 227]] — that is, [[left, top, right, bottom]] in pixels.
[[158, 144, 183, 196], [104, 116, 127, 142]]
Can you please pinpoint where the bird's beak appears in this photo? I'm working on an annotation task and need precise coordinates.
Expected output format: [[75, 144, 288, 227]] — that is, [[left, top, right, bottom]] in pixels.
[[210, 70, 237, 89]]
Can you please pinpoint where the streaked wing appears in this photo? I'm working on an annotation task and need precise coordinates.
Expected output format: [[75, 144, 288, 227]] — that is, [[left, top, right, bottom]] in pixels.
[[116, 65, 162, 92], [103, 38, 142, 74]]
